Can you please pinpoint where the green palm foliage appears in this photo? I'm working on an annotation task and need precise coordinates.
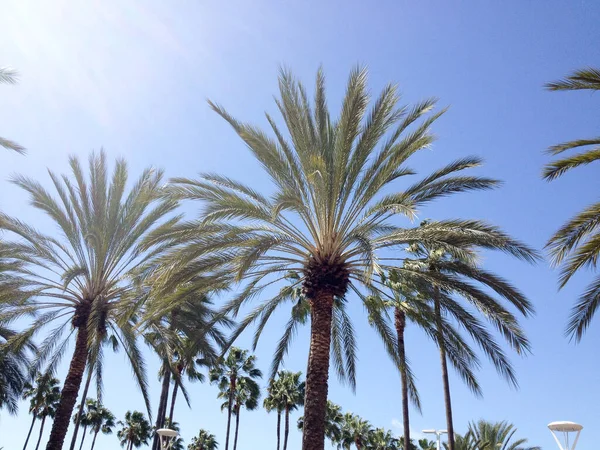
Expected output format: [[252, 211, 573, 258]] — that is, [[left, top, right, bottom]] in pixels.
[[264, 371, 305, 450], [210, 347, 262, 450], [188, 430, 219, 450], [84, 400, 115, 450], [298, 400, 344, 447], [22, 372, 61, 450], [445, 433, 479, 450], [163, 419, 185, 450], [117, 411, 152, 450], [368, 428, 400, 450], [0, 151, 177, 450], [0, 320, 33, 415], [339, 413, 372, 450], [152, 66, 537, 450], [468, 420, 539, 450], [0, 66, 25, 154], [544, 67, 600, 340], [420, 439, 438, 450]]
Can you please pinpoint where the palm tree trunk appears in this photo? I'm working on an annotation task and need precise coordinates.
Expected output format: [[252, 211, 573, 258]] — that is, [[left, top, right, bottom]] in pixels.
[[152, 365, 172, 450], [434, 295, 455, 450], [78, 425, 88, 450], [35, 415, 47, 450], [395, 307, 410, 450], [224, 375, 236, 450], [45, 316, 90, 450], [90, 430, 99, 450], [23, 413, 37, 450], [233, 405, 240, 450], [276, 411, 281, 450], [283, 406, 290, 450], [302, 291, 334, 450], [70, 369, 93, 450], [168, 381, 179, 424]]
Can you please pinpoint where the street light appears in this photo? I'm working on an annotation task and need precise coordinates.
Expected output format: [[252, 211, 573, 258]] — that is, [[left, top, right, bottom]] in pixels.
[[422, 429, 448, 450], [156, 428, 178, 450]]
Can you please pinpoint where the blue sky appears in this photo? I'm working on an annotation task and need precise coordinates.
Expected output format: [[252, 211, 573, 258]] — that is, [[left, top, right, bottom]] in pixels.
[[1, 1, 600, 449]]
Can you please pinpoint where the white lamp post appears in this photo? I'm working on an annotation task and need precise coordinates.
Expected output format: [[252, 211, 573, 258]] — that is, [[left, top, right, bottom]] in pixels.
[[156, 428, 178, 450], [422, 429, 448, 450]]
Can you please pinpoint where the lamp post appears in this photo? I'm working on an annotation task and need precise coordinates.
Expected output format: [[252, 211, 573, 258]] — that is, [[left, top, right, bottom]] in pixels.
[[422, 429, 448, 450], [156, 428, 178, 450]]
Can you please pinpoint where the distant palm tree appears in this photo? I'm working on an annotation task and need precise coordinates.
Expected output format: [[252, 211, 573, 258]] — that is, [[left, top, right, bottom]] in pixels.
[[0, 318, 34, 415], [163, 419, 185, 450], [117, 411, 152, 450], [368, 428, 400, 450], [340, 413, 372, 450], [264, 371, 304, 450], [156, 66, 538, 450], [22, 372, 61, 450], [85, 400, 115, 450], [420, 439, 438, 450], [264, 381, 284, 450], [210, 347, 262, 450], [219, 375, 261, 450], [444, 433, 478, 450], [544, 67, 600, 340], [0, 151, 177, 450], [73, 399, 93, 450], [468, 420, 539, 450], [0, 66, 25, 154], [188, 430, 218, 450]]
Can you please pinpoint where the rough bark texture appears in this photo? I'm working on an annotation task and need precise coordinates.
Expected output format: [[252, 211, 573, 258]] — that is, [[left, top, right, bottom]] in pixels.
[[233, 405, 240, 450], [276, 411, 281, 450], [35, 416, 47, 450], [395, 307, 410, 450], [224, 375, 236, 450], [69, 370, 93, 450], [45, 318, 90, 450], [23, 413, 37, 450], [168, 382, 179, 424], [434, 296, 455, 450], [152, 365, 171, 450], [283, 407, 290, 450], [301, 291, 334, 450]]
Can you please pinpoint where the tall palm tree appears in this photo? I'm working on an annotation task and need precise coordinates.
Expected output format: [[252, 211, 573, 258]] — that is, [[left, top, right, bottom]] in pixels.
[[218, 374, 261, 450], [153, 67, 538, 450], [188, 430, 219, 450], [86, 401, 115, 450], [0, 66, 25, 154], [264, 381, 284, 450], [468, 420, 540, 450], [22, 373, 61, 450], [0, 151, 178, 450], [276, 371, 304, 450], [210, 347, 262, 450], [117, 411, 152, 450], [543, 67, 600, 340]]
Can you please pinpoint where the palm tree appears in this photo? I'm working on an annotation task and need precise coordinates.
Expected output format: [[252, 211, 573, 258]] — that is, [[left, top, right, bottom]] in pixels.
[[218, 374, 261, 450], [22, 372, 61, 450], [188, 430, 219, 450], [298, 400, 344, 448], [0, 151, 177, 450], [368, 428, 400, 450], [0, 319, 33, 415], [117, 411, 152, 450], [73, 399, 93, 450], [543, 67, 600, 340], [420, 439, 438, 450], [85, 400, 115, 450], [275, 371, 304, 450], [264, 381, 284, 450], [468, 420, 540, 450], [340, 413, 372, 450], [444, 433, 478, 450], [163, 419, 185, 450], [154, 67, 538, 450], [210, 347, 262, 450], [0, 66, 25, 154]]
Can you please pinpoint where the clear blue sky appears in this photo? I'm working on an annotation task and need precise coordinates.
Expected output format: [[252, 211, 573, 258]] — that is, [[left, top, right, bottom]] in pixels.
[[1, 1, 600, 449]]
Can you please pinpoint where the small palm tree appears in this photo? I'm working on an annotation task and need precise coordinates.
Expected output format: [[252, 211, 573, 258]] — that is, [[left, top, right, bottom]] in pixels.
[[0, 66, 25, 154], [163, 419, 185, 450], [117, 411, 152, 450], [188, 430, 218, 450], [210, 347, 262, 450], [543, 67, 600, 340], [264, 382, 284, 450], [0, 319, 33, 415], [468, 420, 540, 450], [73, 399, 93, 450], [22, 372, 61, 450], [86, 400, 115, 450], [339, 413, 372, 450], [368, 428, 400, 450], [218, 375, 261, 450]]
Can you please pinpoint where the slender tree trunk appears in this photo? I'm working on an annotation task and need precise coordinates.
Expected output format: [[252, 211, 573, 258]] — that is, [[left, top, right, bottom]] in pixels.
[[90, 430, 99, 450], [152, 365, 172, 450], [224, 375, 236, 450], [434, 295, 455, 450], [35, 415, 47, 450], [395, 307, 411, 450], [168, 381, 179, 424], [46, 315, 90, 450], [302, 291, 334, 450], [276, 411, 281, 450], [233, 405, 240, 450], [23, 413, 37, 450], [78, 425, 88, 450], [283, 406, 290, 450], [128, 440, 133, 450], [70, 369, 93, 450]]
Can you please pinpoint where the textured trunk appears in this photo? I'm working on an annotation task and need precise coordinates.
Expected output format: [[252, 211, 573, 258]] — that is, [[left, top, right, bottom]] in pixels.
[[152, 365, 171, 450], [46, 318, 90, 450], [224, 375, 236, 450], [35, 415, 47, 450], [233, 405, 240, 450], [302, 291, 334, 450], [168, 381, 179, 424], [434, 295, 455, 450], [69, 369, 93, 450], [78, 425, 87, 450], [90, 430, 99, 450], [395, 307, 410, 450], [283, 406, 290, 450], [276, 411, 281, 450], [23, 413, 37, 450]]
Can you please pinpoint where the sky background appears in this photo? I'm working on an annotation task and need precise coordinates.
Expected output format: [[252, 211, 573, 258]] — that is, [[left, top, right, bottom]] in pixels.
[[1, 1, 600, 449]]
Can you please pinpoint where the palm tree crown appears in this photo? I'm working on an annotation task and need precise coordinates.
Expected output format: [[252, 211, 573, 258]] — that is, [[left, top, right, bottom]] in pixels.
[[468, 420, 540, 450], [188, 429, 218, 450], [117, 411, 152, 450]]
